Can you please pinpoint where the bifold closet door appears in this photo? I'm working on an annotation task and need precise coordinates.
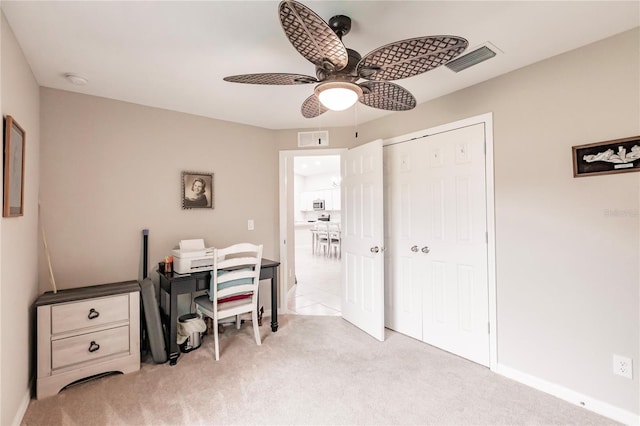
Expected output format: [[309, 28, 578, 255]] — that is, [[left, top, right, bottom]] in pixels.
[[385, 124, 489, 366], [384, 139, 426, 340], [421, 124, 488, 366]]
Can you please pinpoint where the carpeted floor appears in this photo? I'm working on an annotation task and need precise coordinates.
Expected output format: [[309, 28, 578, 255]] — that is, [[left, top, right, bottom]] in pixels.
[[22, 315, 617, 425]]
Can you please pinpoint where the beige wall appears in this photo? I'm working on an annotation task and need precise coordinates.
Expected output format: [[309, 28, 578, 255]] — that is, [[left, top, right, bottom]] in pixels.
[[2, 15, 638, 424], [39, 90, 281, 300], [1, 12, 40, 426]]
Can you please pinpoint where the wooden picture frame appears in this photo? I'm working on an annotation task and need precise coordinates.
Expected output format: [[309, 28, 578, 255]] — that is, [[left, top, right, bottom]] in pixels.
[[181, 171, 214, 209], [3, 116, 26, 217], [572, 136, 640, 177]]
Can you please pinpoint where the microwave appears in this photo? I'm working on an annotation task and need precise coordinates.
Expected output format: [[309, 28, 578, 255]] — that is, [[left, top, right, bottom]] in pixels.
[[312, 199, 325, 210]]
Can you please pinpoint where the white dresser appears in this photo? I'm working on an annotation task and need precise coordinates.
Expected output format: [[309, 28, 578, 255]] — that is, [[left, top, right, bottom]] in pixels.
[[35, 281, 140, 399]]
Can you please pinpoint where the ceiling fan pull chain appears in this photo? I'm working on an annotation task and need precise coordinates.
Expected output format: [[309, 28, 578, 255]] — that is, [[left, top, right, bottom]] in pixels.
[[354, 103, 359, 138]]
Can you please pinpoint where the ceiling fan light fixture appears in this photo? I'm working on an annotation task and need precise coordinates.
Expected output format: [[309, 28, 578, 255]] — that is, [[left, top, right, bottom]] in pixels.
[[315, 82, 363, 111]]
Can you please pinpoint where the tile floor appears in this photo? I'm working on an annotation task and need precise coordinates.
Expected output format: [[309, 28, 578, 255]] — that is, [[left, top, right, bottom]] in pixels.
[[288, 226, 341, 316]]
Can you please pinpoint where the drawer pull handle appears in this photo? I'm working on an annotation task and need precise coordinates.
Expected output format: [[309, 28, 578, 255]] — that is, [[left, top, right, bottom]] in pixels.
[[87, 308, 100, 320], [88, 341, 100, 353]]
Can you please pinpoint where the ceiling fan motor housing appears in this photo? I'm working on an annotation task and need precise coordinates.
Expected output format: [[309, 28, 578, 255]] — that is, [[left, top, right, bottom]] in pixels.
[[316, 48, 361, 82]]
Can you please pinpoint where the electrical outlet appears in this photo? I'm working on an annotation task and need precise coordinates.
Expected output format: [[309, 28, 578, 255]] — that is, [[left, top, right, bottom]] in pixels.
[[613, 355, 633, 379], [247, 219, 254, 231]]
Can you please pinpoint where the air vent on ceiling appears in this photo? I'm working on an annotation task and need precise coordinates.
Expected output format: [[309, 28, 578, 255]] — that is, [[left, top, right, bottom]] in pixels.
[[446, 45, 497, 73], [298, 130, 329, 148]]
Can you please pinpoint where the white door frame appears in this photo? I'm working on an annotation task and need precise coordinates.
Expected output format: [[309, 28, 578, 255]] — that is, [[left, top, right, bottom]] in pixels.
[[278, 148, 347, 314], [383, 112, 497, 369]]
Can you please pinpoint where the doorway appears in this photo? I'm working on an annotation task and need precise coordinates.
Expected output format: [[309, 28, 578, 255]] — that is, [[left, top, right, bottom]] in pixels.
[[279, 150, 345, 316]]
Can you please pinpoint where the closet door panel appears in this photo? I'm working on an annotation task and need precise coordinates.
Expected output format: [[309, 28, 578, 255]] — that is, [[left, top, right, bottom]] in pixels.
[[421, 124, 489, 366]]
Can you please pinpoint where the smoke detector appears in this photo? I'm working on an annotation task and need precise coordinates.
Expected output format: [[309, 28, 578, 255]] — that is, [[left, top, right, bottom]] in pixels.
[[64, 73, 88, 85]]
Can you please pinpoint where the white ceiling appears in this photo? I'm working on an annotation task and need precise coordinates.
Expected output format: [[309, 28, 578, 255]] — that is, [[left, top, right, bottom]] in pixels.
[[2, 1, 638, 130]]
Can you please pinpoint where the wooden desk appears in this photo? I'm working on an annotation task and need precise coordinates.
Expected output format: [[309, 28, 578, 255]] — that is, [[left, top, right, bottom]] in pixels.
[[158, 258, 280, 365]]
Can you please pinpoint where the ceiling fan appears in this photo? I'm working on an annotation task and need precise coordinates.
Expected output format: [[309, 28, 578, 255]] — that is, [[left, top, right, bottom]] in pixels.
[[224, 0, 468, 118]]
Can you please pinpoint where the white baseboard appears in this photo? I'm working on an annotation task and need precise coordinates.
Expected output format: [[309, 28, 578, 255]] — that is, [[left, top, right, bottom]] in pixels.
[[12, 387, 31, 426], [494, 364, 639, 425]]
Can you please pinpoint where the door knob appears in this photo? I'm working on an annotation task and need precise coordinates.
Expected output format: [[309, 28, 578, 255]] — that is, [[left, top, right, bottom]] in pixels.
[[421, 246, 430, 254], [370, 246, 380, 253], [411, 245, 418, 252]]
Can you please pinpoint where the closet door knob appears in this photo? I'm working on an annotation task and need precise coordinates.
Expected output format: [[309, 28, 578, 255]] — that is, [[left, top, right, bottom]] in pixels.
[[370, 246, 380, 253], [410, 245, 418, 252], [421, 246, 430, 254]]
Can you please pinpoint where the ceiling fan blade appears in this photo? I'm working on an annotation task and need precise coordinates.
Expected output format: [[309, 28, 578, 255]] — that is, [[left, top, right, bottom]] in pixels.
[[223, 73, 318, 85], [301, 94, 329, 118], [279, 0, 349, 71], [359, 81, 416, 111], [357, 36, 468, 81]]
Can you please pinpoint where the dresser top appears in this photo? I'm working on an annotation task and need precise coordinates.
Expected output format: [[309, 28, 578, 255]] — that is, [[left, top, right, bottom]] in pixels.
[[35, 280, 140, 307]]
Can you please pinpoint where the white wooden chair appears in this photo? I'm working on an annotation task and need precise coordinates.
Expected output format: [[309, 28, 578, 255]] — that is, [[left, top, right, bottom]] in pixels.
[[315, 223, 330, 256], [328, 223, 341, 258], [193, 243, 263, 360]]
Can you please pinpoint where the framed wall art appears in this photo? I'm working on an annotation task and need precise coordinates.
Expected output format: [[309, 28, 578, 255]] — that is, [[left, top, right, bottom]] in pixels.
[[3, 116, 26, 217], [181, 171, 214, 209], [572, 135, 640, 177]]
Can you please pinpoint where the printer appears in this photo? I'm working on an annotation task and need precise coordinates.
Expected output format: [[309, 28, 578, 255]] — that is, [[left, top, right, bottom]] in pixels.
[[171, 239, 215, 274]]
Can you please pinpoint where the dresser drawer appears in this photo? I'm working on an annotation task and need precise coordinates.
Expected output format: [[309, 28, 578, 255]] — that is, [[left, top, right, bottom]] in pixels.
[[51, 294, 129, 334], [51, 326, 130, 370]]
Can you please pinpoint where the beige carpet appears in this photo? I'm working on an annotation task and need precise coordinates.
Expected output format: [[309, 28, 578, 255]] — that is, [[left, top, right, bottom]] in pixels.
[[22, 315, 616, 425]]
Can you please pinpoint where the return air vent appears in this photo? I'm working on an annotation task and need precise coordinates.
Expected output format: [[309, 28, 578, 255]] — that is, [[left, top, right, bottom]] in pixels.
[[298, 130, 329, 148], [446, 45, 497, 73]]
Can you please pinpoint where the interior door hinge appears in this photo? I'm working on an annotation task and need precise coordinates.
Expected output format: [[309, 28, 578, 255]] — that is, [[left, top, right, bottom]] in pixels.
[[488, 322, 490, 334]]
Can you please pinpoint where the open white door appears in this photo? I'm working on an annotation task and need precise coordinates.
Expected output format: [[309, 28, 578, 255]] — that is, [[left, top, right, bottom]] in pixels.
[[341, 139, 385, 341]]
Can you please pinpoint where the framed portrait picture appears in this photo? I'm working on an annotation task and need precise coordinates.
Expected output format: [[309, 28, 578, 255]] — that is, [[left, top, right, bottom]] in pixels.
[[572, 136, 640, 177], [3, 116, 26, 217], [182, 171, 214, 209]]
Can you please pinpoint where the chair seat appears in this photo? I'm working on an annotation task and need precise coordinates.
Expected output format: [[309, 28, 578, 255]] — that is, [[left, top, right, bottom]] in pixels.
[[194, 294, 254, 319]]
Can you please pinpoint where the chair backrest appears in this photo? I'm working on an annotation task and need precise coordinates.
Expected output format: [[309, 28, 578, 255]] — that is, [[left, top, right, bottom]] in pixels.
[[211, 243, 263, 304], [315, 222, 330, 240]]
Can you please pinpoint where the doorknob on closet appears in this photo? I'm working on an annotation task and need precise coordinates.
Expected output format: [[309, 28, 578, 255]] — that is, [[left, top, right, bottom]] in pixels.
[[421, 246, 430, 254], [410, 245, 418, 252], [370, 246, 380, 253]]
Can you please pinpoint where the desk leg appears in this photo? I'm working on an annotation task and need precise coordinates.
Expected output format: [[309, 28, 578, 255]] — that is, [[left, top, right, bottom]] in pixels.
[[271, 273, 278, 332], [168, 290, 180, 365]]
